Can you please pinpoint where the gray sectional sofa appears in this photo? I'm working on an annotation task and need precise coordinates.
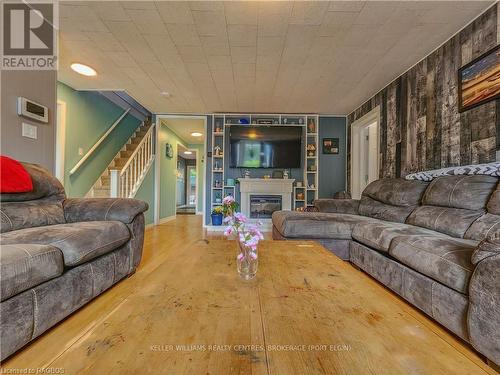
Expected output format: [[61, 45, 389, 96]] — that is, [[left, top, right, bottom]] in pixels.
[[0, 163, 148, 360], [272, 175, 500, 365]]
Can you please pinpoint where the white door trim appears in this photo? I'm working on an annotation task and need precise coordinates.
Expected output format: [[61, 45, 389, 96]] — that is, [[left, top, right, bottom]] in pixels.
[[154, 114, 207, 226], [350, 106, 380, 199], [55, 100, 67, 184]]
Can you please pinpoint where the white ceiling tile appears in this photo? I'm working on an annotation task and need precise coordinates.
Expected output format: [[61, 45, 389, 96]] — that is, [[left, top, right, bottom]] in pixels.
[[156, 2, 194, 24], [228, 25, 258, 47], [166, 24, 201, 46], [177, 45, 207, 63], [290, 2, 329, 25], [224, 2, 259, 25], [59, 0, 494, 114], [230, 46, 257, 64]]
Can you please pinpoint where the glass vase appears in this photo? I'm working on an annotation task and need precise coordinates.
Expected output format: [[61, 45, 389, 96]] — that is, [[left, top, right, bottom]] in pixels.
[[236, 240, 258, 280]]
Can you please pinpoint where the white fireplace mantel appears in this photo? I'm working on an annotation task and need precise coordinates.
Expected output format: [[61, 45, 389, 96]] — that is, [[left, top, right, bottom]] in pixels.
[[238, 178, 295, 218]]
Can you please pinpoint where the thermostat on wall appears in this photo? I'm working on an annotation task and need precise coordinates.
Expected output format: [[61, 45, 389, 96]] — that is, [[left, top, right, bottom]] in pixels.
[[17, 97, 49, 123]]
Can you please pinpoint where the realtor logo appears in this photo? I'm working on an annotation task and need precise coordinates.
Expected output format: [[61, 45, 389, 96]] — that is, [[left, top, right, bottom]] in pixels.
[[2, 2, 58, 69]]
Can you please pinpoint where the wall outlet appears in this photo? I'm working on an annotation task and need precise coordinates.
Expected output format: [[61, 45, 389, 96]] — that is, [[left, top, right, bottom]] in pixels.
[[78, 147, 84, 156], [22, 122, 37, 139]]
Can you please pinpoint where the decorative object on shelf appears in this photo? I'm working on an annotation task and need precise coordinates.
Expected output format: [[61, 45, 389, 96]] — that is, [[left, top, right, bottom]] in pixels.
[[296, 181, 303, 187], [308, 165, 317, 172], [223, 210, 263, 280], [273, 119, 278, 124], [244, 169, 250, 178], [257, 119, 274, 124], [226, 178, 235, 186], [322, 138, 339, 154], [296, 191, 305, 200], [252, 120, 257, 124], [214, 161, 220, 170], [299, 118, 304, 125], [283, 170, 289, 179], [272, 170, 284, 179], [308, 184, 315, 189], [215, 193, 222, 203], [214, 145, 222, 156], [283, 118, 288, 124], [458, 44, 500, 112], [263, 174, 271, 179], [165, 143, 173, 159], [214, 180, 222, 188], [238, 118, 249, 124], [215, 126, 222, 133], [307, 118, 316, 133], [211, 206, 223, 226], [307, 144, 316, 157]]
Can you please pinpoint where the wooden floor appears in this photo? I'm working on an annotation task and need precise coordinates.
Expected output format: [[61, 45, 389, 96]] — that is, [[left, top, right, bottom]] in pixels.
[[1, 215, 496, 374]]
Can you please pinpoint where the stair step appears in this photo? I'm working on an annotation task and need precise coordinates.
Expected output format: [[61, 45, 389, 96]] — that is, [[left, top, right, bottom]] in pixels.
[[120, 150, 133, 158]]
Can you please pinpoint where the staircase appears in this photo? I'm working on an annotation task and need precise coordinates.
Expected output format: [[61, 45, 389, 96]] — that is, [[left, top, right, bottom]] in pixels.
[[88, 118, 155, 198]]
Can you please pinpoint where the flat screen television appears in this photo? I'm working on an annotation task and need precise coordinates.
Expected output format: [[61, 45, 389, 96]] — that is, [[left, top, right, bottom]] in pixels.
[[229, 125, 302, 168]]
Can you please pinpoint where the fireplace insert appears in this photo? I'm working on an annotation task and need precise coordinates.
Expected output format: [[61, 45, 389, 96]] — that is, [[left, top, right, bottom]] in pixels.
[[250, 195, 282, 218]]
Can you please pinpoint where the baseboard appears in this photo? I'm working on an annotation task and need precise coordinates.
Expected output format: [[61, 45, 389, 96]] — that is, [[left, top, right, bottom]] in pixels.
[[158, 215, 176, 224]]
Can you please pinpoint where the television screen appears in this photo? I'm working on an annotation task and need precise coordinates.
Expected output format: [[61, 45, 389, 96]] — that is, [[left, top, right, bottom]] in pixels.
[[229, 125, 302, 168]]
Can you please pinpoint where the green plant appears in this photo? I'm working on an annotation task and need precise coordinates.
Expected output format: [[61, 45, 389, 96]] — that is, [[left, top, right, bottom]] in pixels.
[[212, 206, 223, 215]]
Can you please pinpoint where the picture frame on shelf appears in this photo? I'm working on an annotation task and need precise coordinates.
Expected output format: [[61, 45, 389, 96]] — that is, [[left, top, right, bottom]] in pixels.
[[322, 138, 339, 154]]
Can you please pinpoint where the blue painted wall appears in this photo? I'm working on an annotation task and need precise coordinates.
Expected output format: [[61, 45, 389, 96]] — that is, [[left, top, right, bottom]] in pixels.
[[318, 117, 346, 198]]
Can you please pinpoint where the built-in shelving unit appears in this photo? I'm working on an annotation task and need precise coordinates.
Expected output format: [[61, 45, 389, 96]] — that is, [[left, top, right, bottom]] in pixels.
[[209, 114, 319, 224]]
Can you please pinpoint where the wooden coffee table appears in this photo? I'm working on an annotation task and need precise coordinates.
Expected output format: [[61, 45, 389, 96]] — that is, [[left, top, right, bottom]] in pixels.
[[2, 238, 495, 374]]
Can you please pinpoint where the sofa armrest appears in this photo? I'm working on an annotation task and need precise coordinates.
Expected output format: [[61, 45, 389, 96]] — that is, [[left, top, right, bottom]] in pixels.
[[314, 199, 360, 214], [468, 240, 500, 364], [63, 198, 148, 224]]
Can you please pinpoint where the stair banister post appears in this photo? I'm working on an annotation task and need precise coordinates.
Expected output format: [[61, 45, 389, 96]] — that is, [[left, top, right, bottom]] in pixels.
[[109, 168, 120, 198]]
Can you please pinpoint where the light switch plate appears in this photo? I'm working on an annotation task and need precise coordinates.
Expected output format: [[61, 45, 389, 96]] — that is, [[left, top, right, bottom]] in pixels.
[[22, 122, 37, 139]]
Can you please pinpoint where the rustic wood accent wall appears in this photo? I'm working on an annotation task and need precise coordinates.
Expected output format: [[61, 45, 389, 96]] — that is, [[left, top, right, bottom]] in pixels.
[[347, 5, 499, 188]]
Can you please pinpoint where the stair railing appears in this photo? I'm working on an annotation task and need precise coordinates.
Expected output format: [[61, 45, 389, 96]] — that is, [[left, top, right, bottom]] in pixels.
[[109, 124, 155, 198], [69, 108, 131, 176]]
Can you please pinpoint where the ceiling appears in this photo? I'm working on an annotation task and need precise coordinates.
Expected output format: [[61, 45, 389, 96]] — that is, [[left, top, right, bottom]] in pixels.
[[58, 1, 494, 114], [161, 117, 205, 145], [177, 143, 197, 159]]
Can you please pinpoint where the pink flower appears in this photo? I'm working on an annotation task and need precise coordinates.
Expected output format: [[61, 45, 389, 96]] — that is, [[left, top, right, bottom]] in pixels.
[[224, 227, 233, 236], [223, 195, 234, 205], [234, 212, 247, 223]]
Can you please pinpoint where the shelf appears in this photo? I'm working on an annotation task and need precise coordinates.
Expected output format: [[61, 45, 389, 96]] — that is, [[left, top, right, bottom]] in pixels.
[[307, 156, 317, 159], [224, 185, 236, 188], [307, 133, 318, 136], [213, 155, 224, 158], [213, 132, 224, 136], [294, 199, 305, 202], [212, 170, 224, 173], [306, 171, 317, 173], [307, 188, 317, 191], [294, 186, 305, 189], [213, 187, 223, 189]]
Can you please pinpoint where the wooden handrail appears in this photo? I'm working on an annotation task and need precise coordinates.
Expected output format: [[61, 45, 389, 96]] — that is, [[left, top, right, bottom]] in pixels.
[[69, 108, 131, 176], [119, 124, 154, 175]]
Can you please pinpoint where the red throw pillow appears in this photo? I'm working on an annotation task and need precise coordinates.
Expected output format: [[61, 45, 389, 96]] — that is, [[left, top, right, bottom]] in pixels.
[[0, 155, 33, 193]]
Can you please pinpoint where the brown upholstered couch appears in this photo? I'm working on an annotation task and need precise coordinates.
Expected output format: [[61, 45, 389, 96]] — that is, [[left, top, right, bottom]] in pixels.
[[0, 163, 148, 360], [272, 176, 500, 365]]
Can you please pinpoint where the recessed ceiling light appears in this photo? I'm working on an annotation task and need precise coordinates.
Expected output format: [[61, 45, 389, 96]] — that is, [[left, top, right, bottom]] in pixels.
[[160, 91, 171, 97], [184, 151, 193, 155], [71, 63, 97, 76], [190, 132, 203, 137]]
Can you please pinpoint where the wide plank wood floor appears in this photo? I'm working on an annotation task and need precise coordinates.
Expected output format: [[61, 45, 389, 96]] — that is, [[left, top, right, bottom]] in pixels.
[[1, 215, 496, 374]]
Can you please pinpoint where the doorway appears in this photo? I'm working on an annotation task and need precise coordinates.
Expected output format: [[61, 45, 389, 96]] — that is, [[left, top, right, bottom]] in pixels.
[[351, 107, 380, 199], [154, 115, 206, 224], [176, 144, 197, 215]]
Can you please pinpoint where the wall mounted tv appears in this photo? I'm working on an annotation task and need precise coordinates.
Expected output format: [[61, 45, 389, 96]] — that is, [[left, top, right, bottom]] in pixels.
[[229, 125, 302, 168]]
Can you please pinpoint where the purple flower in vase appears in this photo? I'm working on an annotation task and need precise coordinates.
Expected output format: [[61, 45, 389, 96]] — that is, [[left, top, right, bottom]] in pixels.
[[234, 212, 247, 223]]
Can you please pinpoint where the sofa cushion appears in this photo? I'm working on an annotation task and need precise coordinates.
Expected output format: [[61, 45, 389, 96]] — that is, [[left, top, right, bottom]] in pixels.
[[272, 211, 374, 240], [0, 244, 64, 301], [0, 198, 66, 233], [422, 175, 497, 210], [389, 236, 478, 294], [358, 178, 428, 223], [351, 220, 447, 253], [407, 205, 484, 238], [466, 182, 500, 241], [0, 221, 130, 267]]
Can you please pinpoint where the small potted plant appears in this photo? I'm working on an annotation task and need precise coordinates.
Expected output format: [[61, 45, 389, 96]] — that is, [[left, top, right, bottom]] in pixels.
[[211, 206, 224, 226]]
